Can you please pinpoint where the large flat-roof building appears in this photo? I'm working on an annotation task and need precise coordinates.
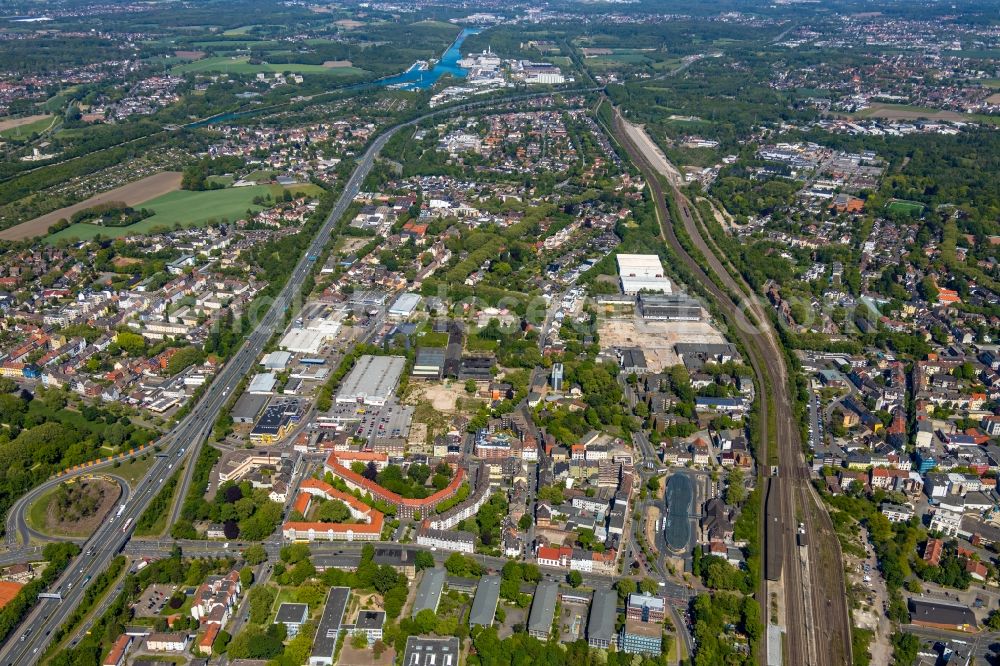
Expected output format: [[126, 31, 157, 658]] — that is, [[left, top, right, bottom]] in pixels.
[[402, 636, 460, 666], [469, 574, 501, 628], [412, 347, 446, 380], [248, 372, 277, 395], [261, 351, 292, 370], [336, 355, 406, 406], [637, 293, 703, 321], [231, 393, 269, 424], [587, 589, 617, 649], [388, 293, 422, 319], [412, 568, 447, 618], [308, 587, 350, 666], [617, 254, 672, 295], [909, 598, 978, 633], [249, 398, 303, 445], [619, 618, 662, 655], [275, 602, 309, 637], [527, 581, 559, 639], [626, 593, 666, 623]]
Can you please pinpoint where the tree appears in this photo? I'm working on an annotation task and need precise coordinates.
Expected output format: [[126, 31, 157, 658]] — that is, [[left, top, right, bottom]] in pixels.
[[518, 514, 533, 531], [725, 467, 746, 505], [567, 571, 583, 587], [615, 578, 637, 602], [414, 551, 435, 571], [244, 544, 267, 565], [465, 379, 478, 394], [351, 632, 369, 649], [314, 499, 351, 523], [414, 609, 438, 634], [639, 578, 659, 595], [240, 566, 254, 588]]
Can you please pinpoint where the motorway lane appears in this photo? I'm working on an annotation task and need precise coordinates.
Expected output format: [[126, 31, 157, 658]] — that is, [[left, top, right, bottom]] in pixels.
[[0, 89, 608, 663], [0, 117, 402, 666]]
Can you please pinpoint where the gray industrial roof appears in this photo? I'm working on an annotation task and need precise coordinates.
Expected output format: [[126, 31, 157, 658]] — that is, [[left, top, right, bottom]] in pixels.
[[527, 580, 559, 636], [587, 589, 617, 645], [231, 392, 269, 422], [469, 574, 501, 627], [336, 355, 406, 405], [412, 568, 446, 618]]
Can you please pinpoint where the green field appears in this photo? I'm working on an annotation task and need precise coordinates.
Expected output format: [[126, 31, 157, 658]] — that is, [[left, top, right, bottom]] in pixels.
[[887, 200, 925, 216], [171, 55, 367, 76], [223, 24, 259, 36], [0, 115, 56, 139], [48, 184, 323, 242]]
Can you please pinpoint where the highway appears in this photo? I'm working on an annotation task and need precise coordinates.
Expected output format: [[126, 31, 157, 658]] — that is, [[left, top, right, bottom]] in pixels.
[[0, 109, 401, 666], [0, 88, 611, 663], [604, 100, 851, 665]]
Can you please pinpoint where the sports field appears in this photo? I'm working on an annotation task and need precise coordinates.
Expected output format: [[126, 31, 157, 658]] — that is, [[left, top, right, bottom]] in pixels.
[[171, 56, 367, 76], [886, 200, 925, 216]]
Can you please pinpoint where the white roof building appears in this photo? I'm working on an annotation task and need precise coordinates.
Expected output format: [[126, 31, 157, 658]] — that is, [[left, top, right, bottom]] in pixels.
[[262, 351, 292, 370], [248, 372, 277, 395], [616, 254, 672, 295]]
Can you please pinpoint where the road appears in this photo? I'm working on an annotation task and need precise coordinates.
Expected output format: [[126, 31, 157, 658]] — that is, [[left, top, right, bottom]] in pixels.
[[5, 474, 130, 547], [604, 100, 852, 665]]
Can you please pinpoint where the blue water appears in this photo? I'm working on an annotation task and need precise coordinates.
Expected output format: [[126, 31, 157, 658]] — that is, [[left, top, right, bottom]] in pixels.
[[379, 27, 480, 91], [664, 472, 693, 551], [187, 27, 480, 128]]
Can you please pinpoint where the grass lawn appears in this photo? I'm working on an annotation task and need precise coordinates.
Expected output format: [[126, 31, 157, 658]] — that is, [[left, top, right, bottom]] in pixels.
[[205, 174, 235, 187], [171, 55, 367, 77], [25, 485, 59, 535], [115, 454, 159, 487], [0, 115, 56, 139], [415, 330, 448, 347]]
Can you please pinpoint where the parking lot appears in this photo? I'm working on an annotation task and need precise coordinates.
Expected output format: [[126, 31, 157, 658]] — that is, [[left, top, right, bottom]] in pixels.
[[132, 583, 176, 618], [321, 400, 414, 442]]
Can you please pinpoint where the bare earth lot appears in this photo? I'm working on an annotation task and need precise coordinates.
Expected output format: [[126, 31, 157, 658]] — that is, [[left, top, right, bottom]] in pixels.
[[599, 318, 727, 371], [323, 60, 354, 68], [0, 171, 182, 241]]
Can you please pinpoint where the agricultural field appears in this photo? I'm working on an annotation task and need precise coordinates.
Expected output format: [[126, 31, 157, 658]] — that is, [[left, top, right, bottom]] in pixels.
[[171, 55, 367, 76], [47, 183, 322, 242], [0, 114, 55, 139], [0, 172, 183, 241]]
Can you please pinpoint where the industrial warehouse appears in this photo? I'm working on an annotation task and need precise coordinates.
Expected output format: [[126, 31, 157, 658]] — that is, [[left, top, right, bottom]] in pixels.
[[336, 354, 407, 406]]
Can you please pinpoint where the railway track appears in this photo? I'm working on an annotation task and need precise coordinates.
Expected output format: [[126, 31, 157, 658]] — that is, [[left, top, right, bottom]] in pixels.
[[603, 99, 851, 666]]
